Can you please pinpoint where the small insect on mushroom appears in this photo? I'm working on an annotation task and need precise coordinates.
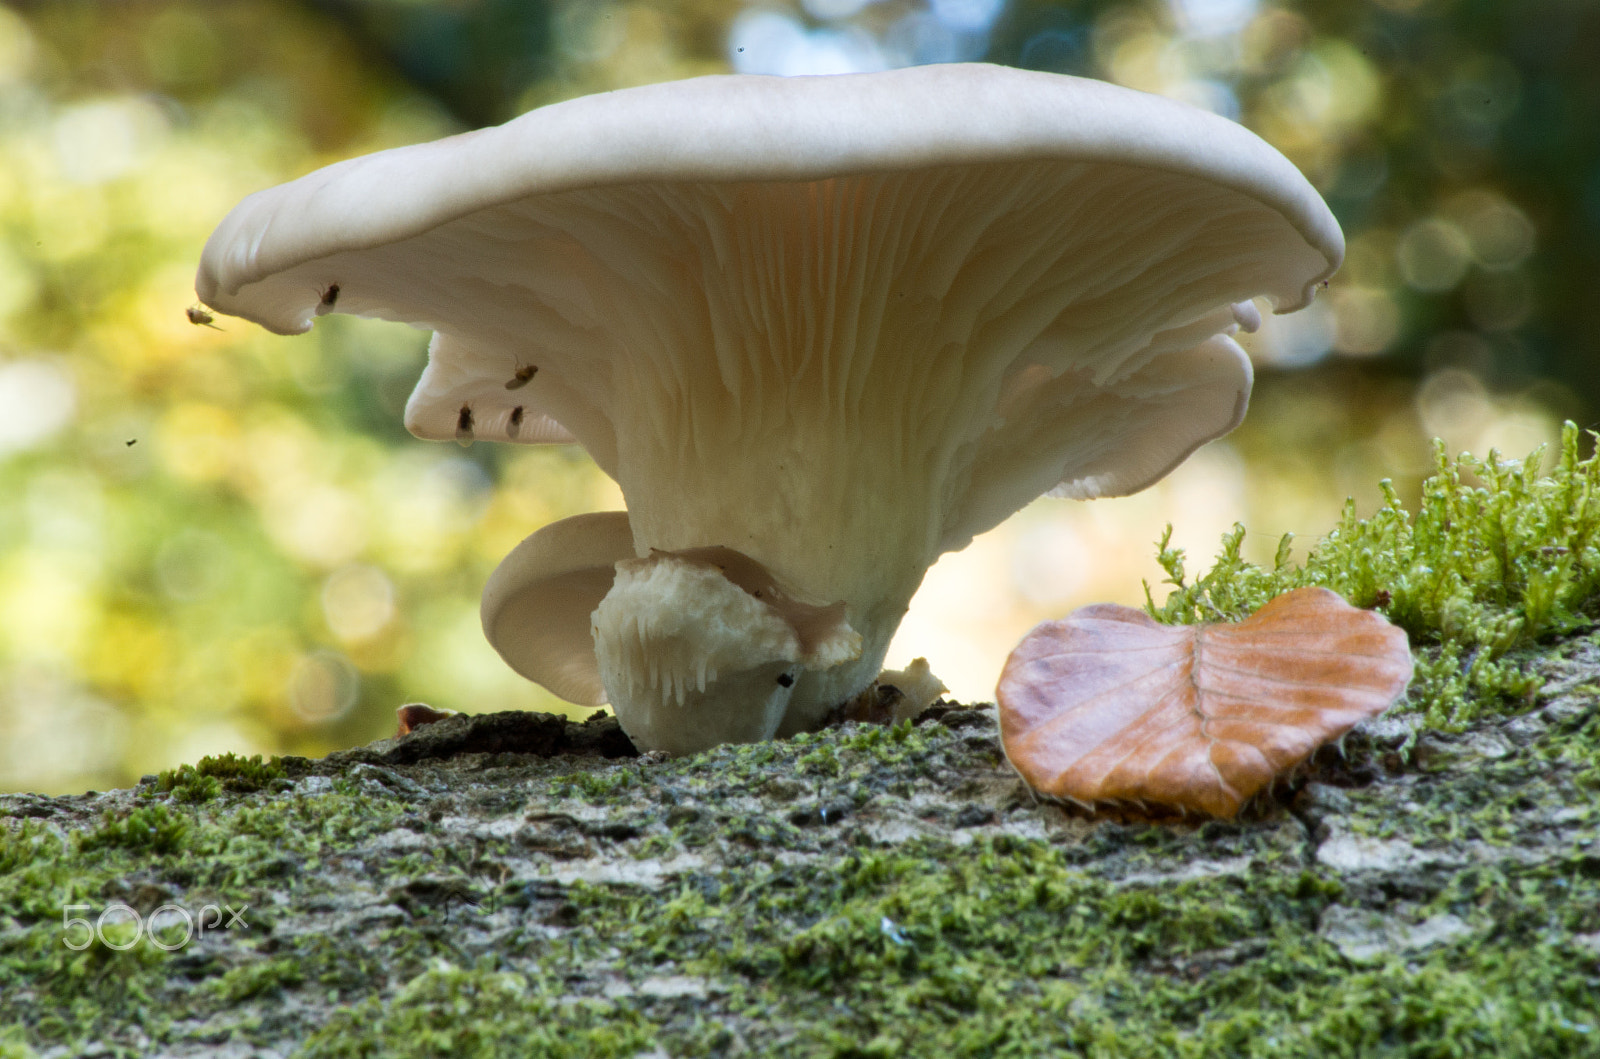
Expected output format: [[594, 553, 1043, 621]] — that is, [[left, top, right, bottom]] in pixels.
[[505, 363, 538, 390], [186, 305, 223, 330], [455, 403, 475, 447], [508, 405, 524, 440], [316, 283, 341, 315]]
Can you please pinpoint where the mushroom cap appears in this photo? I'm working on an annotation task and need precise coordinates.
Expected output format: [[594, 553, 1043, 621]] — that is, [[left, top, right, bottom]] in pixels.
[[196, 64, 1343, 734], [199, 63, 1339, 332], [195, 63, 1339, 552], [479, 510, 636, 705]]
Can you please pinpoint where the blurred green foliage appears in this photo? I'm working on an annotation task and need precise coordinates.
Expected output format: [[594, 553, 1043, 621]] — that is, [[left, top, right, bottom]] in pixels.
[[1, 0, 1595, 793], [999, 0, 1600, 400], [0, 0, 635, 792]]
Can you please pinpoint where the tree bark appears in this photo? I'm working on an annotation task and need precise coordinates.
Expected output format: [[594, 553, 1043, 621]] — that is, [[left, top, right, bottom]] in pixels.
[[3, 636, 1598, 1057]]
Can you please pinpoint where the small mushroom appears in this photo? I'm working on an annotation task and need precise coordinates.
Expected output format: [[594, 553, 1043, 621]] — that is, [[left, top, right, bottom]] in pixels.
[[877, 658, 948, 719], [478, 510, 636, 709], [840, 657, 948, 725], [395, 702, 458, 737], [195, 65, 1342, 755]]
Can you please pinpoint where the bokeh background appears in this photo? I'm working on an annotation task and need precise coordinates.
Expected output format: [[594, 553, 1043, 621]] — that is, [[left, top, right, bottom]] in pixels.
[[2, 0, 1596, 794]]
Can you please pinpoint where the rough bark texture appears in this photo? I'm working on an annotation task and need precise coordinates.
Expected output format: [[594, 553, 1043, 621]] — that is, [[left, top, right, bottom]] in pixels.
[[3, 635, 1599, 1058]]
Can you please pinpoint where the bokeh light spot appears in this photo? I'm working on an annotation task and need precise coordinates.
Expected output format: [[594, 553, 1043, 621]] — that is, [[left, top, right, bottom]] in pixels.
[[1330, 286, 1401, 356], [0, 359, 75, 454], [1240, 9, 1309, 76], [1240, 298, 1336, 369], [1397, 217, 1472, 293], [0, 554, 95, 664], [288, 649, 360, 724], [1170, 0, 1258, 40], [322, 563, 398, 644], [1444, 189, 1536, 271], [265, 484, 370, 569], [51, 97, 170, 186], [1417, 369, 1492, 446], [929, 0, 1005, 34]]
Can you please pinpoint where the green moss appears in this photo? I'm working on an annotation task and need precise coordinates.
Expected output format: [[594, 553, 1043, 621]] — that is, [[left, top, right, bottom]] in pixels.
[[0, 1028, 39, 1059], [547, 764, 640, 800], [1147, 423, 1600, 729], [3, 705, 1596, 1057], [152, 753, 288, 803], [539, 721, 942, 809], [576, 835, 1594, 1057], [0, 819, 60, 877], [796, 720, 933, 778], [298, 965, 657, 1059], [77, 804, 187, 855], [0, 779, 416, 1054], [289, 833, 1598, 1058], [208, 957, 306, 1003]]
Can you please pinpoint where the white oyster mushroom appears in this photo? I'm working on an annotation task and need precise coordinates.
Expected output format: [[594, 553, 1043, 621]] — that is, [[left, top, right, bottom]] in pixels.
[[195, 63, 1343, 755]]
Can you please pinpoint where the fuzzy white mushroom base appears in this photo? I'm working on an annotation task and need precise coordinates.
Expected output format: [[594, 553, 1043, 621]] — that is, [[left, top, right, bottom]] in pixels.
[[592, 555, 862, 755]]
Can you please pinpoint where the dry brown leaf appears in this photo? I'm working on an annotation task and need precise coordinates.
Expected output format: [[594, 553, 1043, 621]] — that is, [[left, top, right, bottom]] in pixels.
[[997, 587, 1413, 818]]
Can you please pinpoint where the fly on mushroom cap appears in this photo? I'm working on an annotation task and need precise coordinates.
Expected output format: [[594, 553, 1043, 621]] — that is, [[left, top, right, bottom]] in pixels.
[[194, 63, 1343, 755]]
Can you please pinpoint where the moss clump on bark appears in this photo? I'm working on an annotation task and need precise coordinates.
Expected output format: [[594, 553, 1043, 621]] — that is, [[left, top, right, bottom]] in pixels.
[[149, 753, 289, 804], [1149, 422, 1600, 730]]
